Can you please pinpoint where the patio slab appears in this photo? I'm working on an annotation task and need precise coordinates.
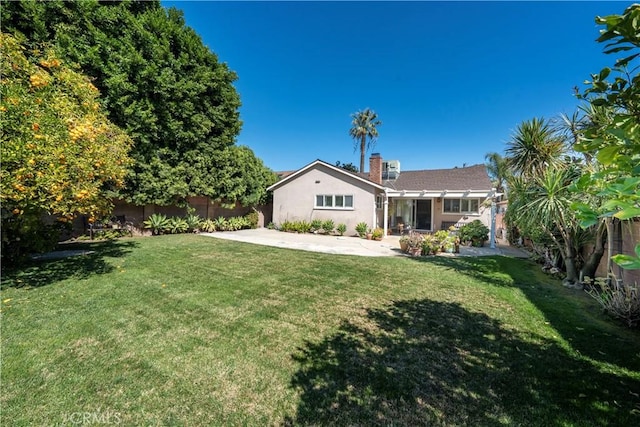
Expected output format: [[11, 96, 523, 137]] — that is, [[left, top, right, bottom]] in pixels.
[[201, 228, 531, 259]]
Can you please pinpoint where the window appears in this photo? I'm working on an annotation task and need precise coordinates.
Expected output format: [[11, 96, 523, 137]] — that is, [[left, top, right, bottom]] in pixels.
[[376, 195, 383, 209], [316, 194, 353, 209], [443, 198, 479, 214]]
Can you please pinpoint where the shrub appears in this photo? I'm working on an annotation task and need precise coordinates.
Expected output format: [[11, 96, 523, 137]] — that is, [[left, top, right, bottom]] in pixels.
[[143, 213, 169, 235], [167, 216, 189, 234], [245, 209, 259, 229], [337, 223, 347, 236], [355, 222, 368, 237], [266, 222, 276, 230], [1, 212, 69, 266], [201, 218, 216, 232], [587, 276, 640, 328], [458, 220, 489, 246], [310, 219, 323, 232], [280, 220, 293, 232], [293, 220, 311, 233], [422, 234, 439, 255], [433, 230, 450, 247], [226, 216, 249, 231], [185, 214, 203, 233], [214, 216, 228, 231], [322, 219, 335, 234]]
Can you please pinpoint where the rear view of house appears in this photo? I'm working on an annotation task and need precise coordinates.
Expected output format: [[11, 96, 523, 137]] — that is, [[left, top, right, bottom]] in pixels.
[[268, 154, 498, 237]]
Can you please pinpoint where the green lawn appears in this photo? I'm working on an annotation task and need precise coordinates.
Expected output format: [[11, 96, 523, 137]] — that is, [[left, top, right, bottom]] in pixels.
[[1, 234, 639, 426]]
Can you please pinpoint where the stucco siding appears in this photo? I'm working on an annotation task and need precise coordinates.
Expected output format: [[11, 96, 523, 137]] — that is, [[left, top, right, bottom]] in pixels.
[[434, 197, 492, 230], [272, 164, 377, 235]]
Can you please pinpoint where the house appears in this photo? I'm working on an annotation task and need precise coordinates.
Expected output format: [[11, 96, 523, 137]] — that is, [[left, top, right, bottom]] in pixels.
[[268, 153, 499, 238]]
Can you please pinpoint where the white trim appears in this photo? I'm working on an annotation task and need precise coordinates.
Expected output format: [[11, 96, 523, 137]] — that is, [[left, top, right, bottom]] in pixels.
[[442, 198, 480, 215], [387, 190, 492, 198], [315, 194, 354, 209]]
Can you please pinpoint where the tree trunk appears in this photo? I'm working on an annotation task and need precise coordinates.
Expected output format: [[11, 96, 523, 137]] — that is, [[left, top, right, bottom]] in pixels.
[[563, 242, 581, 287], [360, 135, 366, 173], [606, 217, 614, 276], [580, 220, 607, 284]]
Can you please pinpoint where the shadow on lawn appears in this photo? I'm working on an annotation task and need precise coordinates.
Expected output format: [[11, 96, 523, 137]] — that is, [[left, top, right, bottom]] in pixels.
[[287, 298, 640, 426], [1, 239, 138, 289], [423, 255, 640, 374]]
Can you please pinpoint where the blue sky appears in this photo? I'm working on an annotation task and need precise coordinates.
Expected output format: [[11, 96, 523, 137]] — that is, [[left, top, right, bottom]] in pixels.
[[161, 1, 630, 172]]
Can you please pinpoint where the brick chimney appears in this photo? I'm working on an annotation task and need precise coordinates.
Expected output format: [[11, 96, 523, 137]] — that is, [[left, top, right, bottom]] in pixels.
[[369, 153, 382, 185]]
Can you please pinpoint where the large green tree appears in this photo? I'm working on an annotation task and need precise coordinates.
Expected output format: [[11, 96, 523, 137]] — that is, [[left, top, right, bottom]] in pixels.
[[573, 4, 640, 272], [484, 152, 509, 195], [349, 108, 382, 173], [1, 33, 132, 263], [504, 117, 567, 178], [503, 117, 606, 286], [2, 0, 275, 206]]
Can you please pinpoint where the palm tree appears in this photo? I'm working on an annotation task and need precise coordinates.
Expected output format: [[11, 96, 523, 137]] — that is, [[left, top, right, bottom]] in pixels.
[[484, 152, 509, 195], [508, 165, 584, 285], [505, 117, 566, 177], [349, 108, 382, 173]]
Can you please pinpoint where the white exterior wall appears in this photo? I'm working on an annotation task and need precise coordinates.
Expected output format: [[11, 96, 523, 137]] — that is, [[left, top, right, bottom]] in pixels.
[[272, 164, 378, 235]]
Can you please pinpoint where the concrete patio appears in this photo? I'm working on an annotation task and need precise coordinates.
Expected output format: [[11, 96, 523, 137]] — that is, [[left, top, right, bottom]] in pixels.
[[201, 228, 530, 258]]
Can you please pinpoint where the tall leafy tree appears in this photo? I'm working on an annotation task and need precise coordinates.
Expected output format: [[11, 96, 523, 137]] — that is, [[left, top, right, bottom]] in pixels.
[[573, 4, 640, 272], [505, 117, 567, 178], [349, 108, 382, 173], [503, 114, 606, 285], [484, 152, 509, 194], [335, 161, 359, 173], [507, 165, 586, 285], [1, 33, 132, 263], [2, 0, 274, 207]]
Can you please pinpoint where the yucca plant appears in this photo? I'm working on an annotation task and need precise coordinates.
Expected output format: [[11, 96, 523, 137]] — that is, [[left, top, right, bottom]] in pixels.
[[214, 216, 228, 231], [337, 223, 347, 236], [322, 219, 335, 234], [167, 217, 189, 234], [185, 214, 203, 233], [143, 213, 169, 235], [355, 222, 368, 238], [297, 220, 311, 233], [200, 219, 216, 233], [310, 219, 323, 232]]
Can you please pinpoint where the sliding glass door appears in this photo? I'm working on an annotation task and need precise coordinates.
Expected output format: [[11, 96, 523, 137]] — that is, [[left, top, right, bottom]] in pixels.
[[392, 199, 432, 231]]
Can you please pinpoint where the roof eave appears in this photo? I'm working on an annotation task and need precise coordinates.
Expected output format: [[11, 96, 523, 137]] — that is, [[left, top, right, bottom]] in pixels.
[[267, 159, 386, 191]]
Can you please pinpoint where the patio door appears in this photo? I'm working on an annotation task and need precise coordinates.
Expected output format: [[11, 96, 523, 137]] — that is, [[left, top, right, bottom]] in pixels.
[[415, 199, 432, 231], [392, 199, 432, 231]]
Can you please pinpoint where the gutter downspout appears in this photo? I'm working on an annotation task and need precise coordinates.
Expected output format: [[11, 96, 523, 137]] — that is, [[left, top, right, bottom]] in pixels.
[[372, 199, 377, 235], [383, 189, 389, 238], [490, 188, 496, 249]]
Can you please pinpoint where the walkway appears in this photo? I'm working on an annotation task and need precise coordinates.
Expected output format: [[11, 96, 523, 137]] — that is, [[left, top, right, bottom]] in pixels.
[[201, 229, 531, 258]]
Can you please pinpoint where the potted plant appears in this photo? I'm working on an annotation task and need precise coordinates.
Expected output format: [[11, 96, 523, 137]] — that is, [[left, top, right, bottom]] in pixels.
[[433, 230, 450, 252], [399, 235, 409, 252], [422, 233, 439, 255], [366, 229, 373, 240], [406, 231, 424, 257], [458, 220, 489, 247], [372, 227, 384, 241]]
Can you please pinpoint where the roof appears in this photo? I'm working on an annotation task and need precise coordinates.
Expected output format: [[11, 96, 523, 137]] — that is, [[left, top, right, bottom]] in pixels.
[[268, 159, 386, 191], [269, 161, 493, 195], [382, 164, 492, 191]]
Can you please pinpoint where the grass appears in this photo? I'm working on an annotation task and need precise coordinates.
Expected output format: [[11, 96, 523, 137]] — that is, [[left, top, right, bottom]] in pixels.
[[1, 234, 639, 426]]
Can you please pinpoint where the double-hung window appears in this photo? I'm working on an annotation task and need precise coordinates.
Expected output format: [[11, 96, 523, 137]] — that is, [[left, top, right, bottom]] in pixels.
[[316, 194, 353, 209], [443, 198, 479, 214]]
